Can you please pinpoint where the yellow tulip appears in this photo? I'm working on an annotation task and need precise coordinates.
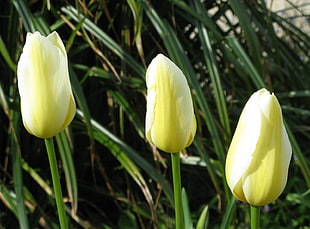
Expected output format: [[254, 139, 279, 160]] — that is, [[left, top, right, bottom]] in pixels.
[[17, 31, 76, 138], [225, 88, 292, 206], [145, 54, 196, 153]]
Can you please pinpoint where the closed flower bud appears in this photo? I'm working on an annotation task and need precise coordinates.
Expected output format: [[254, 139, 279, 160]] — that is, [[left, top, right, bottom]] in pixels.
[[145, 54, 196, 153], [225, 88, 292, 206], [17, 31, 76, 138]]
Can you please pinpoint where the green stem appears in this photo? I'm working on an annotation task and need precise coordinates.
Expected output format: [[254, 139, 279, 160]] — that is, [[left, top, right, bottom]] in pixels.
[[45, 138, 68, 229], [250, 205, 260, 229], [171, 152, 184, 229]]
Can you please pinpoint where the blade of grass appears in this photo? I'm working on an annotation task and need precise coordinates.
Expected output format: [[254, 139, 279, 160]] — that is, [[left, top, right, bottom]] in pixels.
[[220, 196, 236, 229], [0, 84, 9, 116], [0, 184, 19, 217], [11, 0, 36, 32], [228, 0, 262, 72], [226, 37, 265, 89], [193, 0, 231, 138], [169, 0, 221, 40], [271, 12, 310, 50], [69, 64, 95, 153], [21, 159, 98, 228], [10, 111, 29, 229], [61, 5, 145, 78], [91, 117, 158, 225], [55, 131, 78, 215], [285, 124, 310, 187], [76, 109, 174, 206], [0, 35, 16, 72], [196, 205, 209, 229], [12, 0, 52, 35], [109, 90, 144, 138], [192, 137, 229, 203], [127, 0, 146, 67], [181, 188, 193, 229], [276, 90, 310, 98], [21, 160, 97, 229]]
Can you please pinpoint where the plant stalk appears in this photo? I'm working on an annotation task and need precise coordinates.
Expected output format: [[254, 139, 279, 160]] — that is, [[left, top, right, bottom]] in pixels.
[[171, 152, 184, 229], [250, 205, 260, 229], [45, 138, 68, 229]]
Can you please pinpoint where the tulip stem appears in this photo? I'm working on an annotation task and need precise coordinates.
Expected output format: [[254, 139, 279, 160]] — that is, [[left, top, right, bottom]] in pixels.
[[250, 205, 260, 229], [171, 152, 184, 229], [45, 138, 68, 229]]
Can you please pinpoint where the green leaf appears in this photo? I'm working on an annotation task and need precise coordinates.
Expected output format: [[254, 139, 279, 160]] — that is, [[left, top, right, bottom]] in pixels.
[[0, 35, 16, 72], [10, 110, 30, 229], [118, 210, 139, 229], [77, 109, 174, 205], [109, 90, 144, 138], [220, 196, 236, 229], [0, 184, 18, 217], [11, 0, 36, 32], [196, 205, 209, 229], [193, 0, 231, 137], [226, 37, 265, 89], [182, 188, 193, 229], [228, 0, 262, 71], [55, 131, 78, 215], [61, 5, 145, 78]]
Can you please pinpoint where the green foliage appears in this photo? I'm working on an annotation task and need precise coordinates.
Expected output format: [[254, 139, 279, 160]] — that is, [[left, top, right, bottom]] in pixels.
[[0, 0, 309, 228]]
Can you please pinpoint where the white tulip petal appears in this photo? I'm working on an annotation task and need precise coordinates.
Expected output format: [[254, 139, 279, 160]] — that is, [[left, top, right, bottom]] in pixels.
[[225, 88, 292, 206], [17, 31, 76, 138], [145, 54, 196, 153]]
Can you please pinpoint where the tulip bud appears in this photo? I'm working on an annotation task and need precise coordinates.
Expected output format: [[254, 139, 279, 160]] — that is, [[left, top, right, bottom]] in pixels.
[[225, 88, 292, 206], [145, 54, 196, 153], [17, 31, 76, 138]]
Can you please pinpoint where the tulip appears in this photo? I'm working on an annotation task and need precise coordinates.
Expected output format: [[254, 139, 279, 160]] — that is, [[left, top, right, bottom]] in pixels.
[[17, 31, 76, 139], [225, 88, 292, 206], [145, 54, 196, 153]]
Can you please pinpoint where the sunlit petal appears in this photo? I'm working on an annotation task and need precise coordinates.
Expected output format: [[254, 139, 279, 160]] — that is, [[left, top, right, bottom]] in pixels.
[[145, 54, 196, 153], [17, 31, 76, 138]]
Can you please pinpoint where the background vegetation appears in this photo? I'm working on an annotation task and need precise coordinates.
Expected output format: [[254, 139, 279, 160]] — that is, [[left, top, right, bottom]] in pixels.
[[0, 0, 309, 228]]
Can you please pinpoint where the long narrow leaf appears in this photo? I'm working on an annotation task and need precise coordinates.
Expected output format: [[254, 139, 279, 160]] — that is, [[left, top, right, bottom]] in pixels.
[[285, 124, 310, 187], [226, 37, 265, 89], [10, 111, 29, 229], [182, 188, 193, 229], [0, 184, 19, 217], [196, 205, 209, 229], [55, 131, 78, 215], [69, 64, 95, 152], [11, 0, 36, 32], [76, 109, 174, 206], [228, 0, 262, 71], [220, 196, 236, 229], [61, 5, 145, 78], [109, 90, 144, 138], [0, 35, 16, 72], [193, 0, 231, 137]]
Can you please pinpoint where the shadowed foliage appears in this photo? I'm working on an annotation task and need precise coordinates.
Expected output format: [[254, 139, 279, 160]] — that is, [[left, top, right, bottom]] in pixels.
[[0, 0, 309, 228]]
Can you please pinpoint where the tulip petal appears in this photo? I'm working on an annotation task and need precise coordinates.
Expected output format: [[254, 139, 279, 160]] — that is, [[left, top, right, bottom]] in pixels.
[[242, 94, 291, 205], [145, 54, 196, 153], [17, 31, 76, 138], [225, 90, 262, 197], [225, 88, 292, 206]]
